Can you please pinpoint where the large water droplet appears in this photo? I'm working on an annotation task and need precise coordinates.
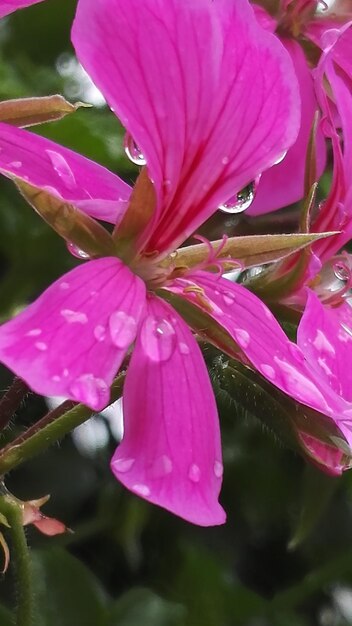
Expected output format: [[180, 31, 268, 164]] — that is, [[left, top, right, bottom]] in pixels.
[[214, 461, 223, 479], [9, 160, 22, 169], [124, 132, 146, 166], [46, 150, 77, 190], [218, 178, 259, 214], [188, 463, 201, 483], [109, 311, 137, 349], [67, 242, 90, 259], [70, 374, 109, 409], [132, 483, 151, 497], [234, 328, 250, 349], [333, 262, 350, 282], [94, 325, 106, 342], [60, 309, 88, 324], [140, 315, 176, 362]]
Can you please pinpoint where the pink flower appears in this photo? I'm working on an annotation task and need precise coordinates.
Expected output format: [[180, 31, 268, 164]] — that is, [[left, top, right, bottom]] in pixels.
[[0, 0, 45, 18], [248, 0, 352, 215], [0, 0, 313, 525]]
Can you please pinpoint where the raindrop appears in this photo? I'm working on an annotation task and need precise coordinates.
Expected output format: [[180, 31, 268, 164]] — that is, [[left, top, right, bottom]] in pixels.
[[234, 329, 250, 349], [334, 262, 350, 282], [214, 461, 223, 478], [273, 151, 287, 166], [260, 363, 276, 380], [35, 342, 48, 351], [61, 309, 88, 324], [140, 316, 176, 362], [151, 454, 173, 478], [94, 325, 106, 342], [109, 311, 137, 349], [124, 132, 146, 166], [132, 484, 151, 497], [60, 281, 70, 290], [26, 328, 42, 337], [189, 464, 201, 483], [218, 178, 259, 214], [46, 150, 77, 190], [70, 374, 109, 409], [222, 290, 235, 306], [67, 242, 90, 259], [113, 457, 135, 473], [179, 342, 190, 355], [9, 161, 22, 169]]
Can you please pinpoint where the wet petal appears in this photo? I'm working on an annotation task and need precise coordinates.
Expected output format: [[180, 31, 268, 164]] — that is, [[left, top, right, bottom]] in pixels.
[[72, 0, 300, 253], [249, 39, 326, 215], [0, 0, 44, 18], [167, 271, 340, 415], [0, 122, 132, 224], [111, 295, 225, 527], [0, 258, 145, 410], [298, 290, 352, 401]]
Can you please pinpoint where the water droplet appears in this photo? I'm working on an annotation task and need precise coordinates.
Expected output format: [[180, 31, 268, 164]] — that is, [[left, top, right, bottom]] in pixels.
[[140, 316, 176, 362], [334, 262, 350, 282], [113, 457, 135, 473], [67, 242, 90, 259], [179, 342, 190, 355], [46, 150, 77, 190], [222, 290, 235, 306], [94, 325, 106, 342], [222, 156, 230, 165], [9, 160, 22, 169], [313, 329, 336, 355], [274, 356, 330, 409], [151, 454, 173, 478], [124, 132, 146, 166], [218, 179, 259, 214], [109, 311, 137, 349], [70, 374, 109, 409], [214, 460, 223, 478], [26, 328, 42, 337], [273, 151, 287, 166], [234, 329, 250, 349], [188, 463, 201, 483], [260, 363, 276, 380], [51, 375, 61, 382], [35, 341, 47, 351], [63, 369, 69, 377], [60, 281, 70, 290], [132, 483, 151, 497], [321, 28, 340, 51], [288, 343, 305, 363], [61, 309, 88, 324]]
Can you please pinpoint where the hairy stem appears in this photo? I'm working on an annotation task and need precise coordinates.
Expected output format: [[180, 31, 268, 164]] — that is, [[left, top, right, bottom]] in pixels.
[[0, 373, 125, 476], [0, 379, 29, 432], [0, 496, 33, 626]]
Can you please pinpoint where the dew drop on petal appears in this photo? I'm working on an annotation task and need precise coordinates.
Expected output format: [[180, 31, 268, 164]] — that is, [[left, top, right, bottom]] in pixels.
[[35, 342, 47, 351], [70, 374, 109, 409], [333, 262, 350, 282], [313, 329, 336, 355], [132, 483, 151, 497], [218, 177, 260, 214], [188, 463, 201, 483], [151, 454, 173, 478], [94, 325, 106, 342], [179, 342, 190, 355], [46, 150, 77, 190], [109, 311, 137, 349], [124, 132, 146, 166], [112, 457, 135, 473], [60, 309, 88, 324], [234, 329, 250, 349], [214, 460, 223, 478], [260, 363, 276, 380], [26, 328, 42, 337], [140, 315, 176, 362], [273, 151, 287, 166], [288, 343, 305, 363], [222, 290, 235, 306], [60, 282, 70, 290], [67, 242, 91, 260], [9, 161, 22, 169]]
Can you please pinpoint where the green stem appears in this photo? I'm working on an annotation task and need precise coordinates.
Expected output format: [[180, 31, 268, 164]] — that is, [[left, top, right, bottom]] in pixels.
[[0, 496, 33, 626], [0, 374, 125, 476]]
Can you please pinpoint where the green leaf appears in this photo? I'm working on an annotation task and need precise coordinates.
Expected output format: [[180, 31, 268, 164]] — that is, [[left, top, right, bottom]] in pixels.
[[108, 588, 185, 626], [31, 547, 107, 626]]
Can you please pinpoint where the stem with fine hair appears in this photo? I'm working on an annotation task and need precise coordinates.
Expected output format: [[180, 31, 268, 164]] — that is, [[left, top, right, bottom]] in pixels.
[[0, 378, 29, 432], [0, 373, 125, 476], [0, 496, 33, 626]]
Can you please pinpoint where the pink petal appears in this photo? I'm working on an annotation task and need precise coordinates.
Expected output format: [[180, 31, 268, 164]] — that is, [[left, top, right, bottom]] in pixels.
[[111, 295, 225, 527], [166, 271, 339, 415], [297, 290, 352, 401], [0, 258, 146, 410], [0, 0, 44, 18], [0, 122, 132, 224], [248, 39, 326, 215], [72, 0, 300, 254]]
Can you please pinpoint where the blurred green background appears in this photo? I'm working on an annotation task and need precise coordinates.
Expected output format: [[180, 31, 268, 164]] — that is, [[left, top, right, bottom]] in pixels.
[[1, 2, 352, 625]]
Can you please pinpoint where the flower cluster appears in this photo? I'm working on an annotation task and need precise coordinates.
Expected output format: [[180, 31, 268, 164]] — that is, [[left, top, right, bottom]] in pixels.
[[0, 0, 352, 526]]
